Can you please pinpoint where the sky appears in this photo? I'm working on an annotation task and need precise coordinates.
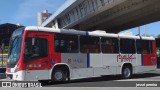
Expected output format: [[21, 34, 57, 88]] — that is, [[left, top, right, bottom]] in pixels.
[[0, 0, 66, 26], [121, 22, 160, 37], [0, 0, 160, 37]]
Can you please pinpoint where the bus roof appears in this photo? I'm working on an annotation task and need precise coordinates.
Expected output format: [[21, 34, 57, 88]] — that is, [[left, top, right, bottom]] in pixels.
[[25, 26, 155, 40]]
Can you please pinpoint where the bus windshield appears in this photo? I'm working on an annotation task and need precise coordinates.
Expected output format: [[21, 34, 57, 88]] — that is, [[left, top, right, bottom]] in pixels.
[[8, 28, 24, 68]]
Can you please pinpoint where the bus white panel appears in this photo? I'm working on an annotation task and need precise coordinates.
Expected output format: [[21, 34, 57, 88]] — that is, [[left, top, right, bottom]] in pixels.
[[61, 53, 87, 68], [101, 54, 119, 66], [101, 54, 137, 67], [136, 54, 142, 66], [134, 66, 157, 73], [93, 67, 116, 76], [90, 54, 102, 67], [24, 70, 49, 81], [12, 70, 25, 81], [71, 68, 94, 79]]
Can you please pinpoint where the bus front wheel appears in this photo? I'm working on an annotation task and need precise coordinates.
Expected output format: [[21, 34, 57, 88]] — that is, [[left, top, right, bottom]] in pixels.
[[52, 69, 67, 81]]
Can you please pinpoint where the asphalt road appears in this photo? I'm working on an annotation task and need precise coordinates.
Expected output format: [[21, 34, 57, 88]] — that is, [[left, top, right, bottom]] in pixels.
[[0, 69, 160, 90], [41, 69, 160, 87]]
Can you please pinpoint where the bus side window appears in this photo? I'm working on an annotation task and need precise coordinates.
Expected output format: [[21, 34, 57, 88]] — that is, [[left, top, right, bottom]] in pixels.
[[54, 33, 78, 53], [144, 40, 152, 54], [80, 36, 100, 53], [136, 40, 152, 54], [101, 37, 119, 53], [120, 39, 135, 54]]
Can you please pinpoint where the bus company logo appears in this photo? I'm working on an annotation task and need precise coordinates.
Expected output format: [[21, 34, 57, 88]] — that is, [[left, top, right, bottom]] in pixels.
[[117, 54, 136, 62], [73, 59, 83, 63], [68, 58, 72, 63]]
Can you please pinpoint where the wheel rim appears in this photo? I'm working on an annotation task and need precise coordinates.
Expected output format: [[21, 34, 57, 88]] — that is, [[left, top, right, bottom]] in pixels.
[[123, 68, 131, 78], [54, 71, 63, 81]]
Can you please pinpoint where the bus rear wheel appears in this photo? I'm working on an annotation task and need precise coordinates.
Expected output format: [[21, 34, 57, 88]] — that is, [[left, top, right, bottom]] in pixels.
[[122, 66, 132, 79], [52, 69, 67, 81]]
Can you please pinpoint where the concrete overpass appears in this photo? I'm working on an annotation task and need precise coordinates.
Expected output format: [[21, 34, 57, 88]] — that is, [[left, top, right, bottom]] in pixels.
[[41, 0, 160, 33]]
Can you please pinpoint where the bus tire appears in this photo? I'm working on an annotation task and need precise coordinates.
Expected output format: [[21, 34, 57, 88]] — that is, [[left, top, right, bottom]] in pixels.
[[52, 69, 67, 81], [122, 66, 132, 79]]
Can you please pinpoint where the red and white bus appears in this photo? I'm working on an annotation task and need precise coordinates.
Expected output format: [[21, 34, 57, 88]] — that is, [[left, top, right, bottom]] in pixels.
[[6, 26, 157, 81]]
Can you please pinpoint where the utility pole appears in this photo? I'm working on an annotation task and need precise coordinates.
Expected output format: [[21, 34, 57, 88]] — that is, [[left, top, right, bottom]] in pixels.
[[138, 26, 140, 36], [144, 25, 147, 37]]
